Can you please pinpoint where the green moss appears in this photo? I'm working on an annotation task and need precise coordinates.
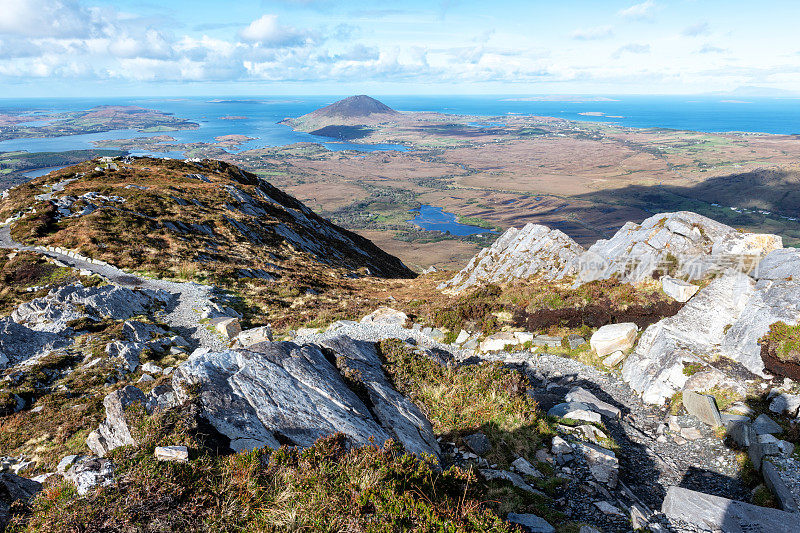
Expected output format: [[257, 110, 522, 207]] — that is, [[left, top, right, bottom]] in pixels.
[[761, 321, 800, 363]]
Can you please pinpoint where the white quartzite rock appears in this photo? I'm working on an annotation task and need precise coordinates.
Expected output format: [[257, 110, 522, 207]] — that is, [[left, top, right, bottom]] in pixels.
[[590, 323, 638, 357], [171, 336, 440, 459], [86, 386, 147, 457], [622, 273, 755, 405], [479, 332, 519, 353], [439, 224, 584, 293], [574, 211, 781, 284], [235, 325, 272, 347], [215, 318, 242, 340], [660, 276, 699, 302], [360, 307, 408, 326], [154, 446, 189, 463]]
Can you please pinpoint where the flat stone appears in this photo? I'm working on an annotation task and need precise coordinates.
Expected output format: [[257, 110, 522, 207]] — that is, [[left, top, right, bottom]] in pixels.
[[455, 330, 470, 344], [680, 426, 703, 440], [480, 332, 519, 352], [769, 393, 800, 417], [141, 362, 163, 374], [753, 413, 783, 435], [532, 335, 562, 348], [661, 276, 700, 302], [480, 469, 542, 495], [506, 513, 555, 533], [511, 457, 543, 478], [236, 325, 272, 347], [513, 331, 536, 344], [565, 386, 621, 419], [576, 442, 618, 487], [463, 432, 491, 456], [550, 436, 572, 455], [154, 445, 189, 463], [593, 500, 624, 517], [566, 334, 586, 349], [214, 317, 241, 340], [590, 323, 638, 357], [360, 306, 408, 326], [662, 485, 799, 532], [682, 390, 723, 427], [762, 459, 800, 512], [602, 350, 626, 368], [548, 402, 602, 423]]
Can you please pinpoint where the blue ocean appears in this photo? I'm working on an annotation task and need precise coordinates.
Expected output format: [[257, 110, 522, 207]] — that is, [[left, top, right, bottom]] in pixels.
[[2, 95, 800, 159], [3, 94, 799, 235]]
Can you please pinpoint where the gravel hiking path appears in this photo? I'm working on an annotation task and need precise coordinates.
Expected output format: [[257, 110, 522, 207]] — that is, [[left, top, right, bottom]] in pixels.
[[0, 224, 225, 352]]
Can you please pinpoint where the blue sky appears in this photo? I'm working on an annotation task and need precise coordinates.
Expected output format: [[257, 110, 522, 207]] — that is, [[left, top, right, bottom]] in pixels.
[[1, 0, 799, 97]]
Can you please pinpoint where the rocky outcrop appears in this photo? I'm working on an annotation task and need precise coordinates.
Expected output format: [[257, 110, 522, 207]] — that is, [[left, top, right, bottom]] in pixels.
[[171, 336, 440, 459], [0, 473, 41, 530], [439, 224, 584, 293], [87, 386, 147, 457], [623, 251, 800, 403], [12, 283, 170, 334], [574, 211, 781, 284], [622, 273, 755, 404]]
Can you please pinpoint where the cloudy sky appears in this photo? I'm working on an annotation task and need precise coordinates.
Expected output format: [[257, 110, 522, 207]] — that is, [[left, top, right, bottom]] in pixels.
[[1, 0, 799, 97]]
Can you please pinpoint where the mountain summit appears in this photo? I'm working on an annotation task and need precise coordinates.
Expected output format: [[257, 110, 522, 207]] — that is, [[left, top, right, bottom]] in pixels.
[[281, 95, 400, 136], [309, 95, 398, 119]]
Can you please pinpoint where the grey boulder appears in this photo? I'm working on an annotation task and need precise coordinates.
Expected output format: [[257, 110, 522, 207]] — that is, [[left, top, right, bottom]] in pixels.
[[171, 336, 440, 459]]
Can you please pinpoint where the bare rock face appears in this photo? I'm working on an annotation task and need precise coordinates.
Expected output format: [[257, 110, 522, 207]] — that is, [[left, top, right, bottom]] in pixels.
[[0, 473, 41, 530], [622, 273, 755, 404], [171, 336, 440, 459], [439, 224, 584, 293], [87, 385, 147, 457], [574, 211, 781, 284]]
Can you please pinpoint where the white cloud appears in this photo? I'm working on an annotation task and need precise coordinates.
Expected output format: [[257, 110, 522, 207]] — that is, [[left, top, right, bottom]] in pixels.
[[0, 0, 101, 38], [618, 1, 656, 21], [613, 43, 651, 58], [238, 14, 309, 47], [699, 44, 727, 54], [571, 26, 614, 41], [682, 21, 710, 37]]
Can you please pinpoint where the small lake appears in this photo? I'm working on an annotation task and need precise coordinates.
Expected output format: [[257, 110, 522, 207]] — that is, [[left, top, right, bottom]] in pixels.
[[410, 205, 495, 236], [23, 166, 68, 178]]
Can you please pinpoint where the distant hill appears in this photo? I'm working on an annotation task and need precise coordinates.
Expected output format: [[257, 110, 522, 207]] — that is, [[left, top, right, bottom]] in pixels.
[[281, 95, 400, 134], [310, 95, 398, 119]]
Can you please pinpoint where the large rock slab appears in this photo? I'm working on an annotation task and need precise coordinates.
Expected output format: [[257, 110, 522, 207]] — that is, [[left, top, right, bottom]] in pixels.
[[0, 473, 41, 530], [438, 224, 584, 293], [0, 318, 68, 370], [564, 386, 621, 419], [574, 211, 781, 284], [662, 485, 799, 532], [12, 283, 169, 334], [590, 323, 637, 357], [172, 336, 440, 459], [622, 273, 755, 404], [86, 385, 147, 457]]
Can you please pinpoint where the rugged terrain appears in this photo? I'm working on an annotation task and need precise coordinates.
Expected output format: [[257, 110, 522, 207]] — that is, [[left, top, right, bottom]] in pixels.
[[0, 157, 798, 532]]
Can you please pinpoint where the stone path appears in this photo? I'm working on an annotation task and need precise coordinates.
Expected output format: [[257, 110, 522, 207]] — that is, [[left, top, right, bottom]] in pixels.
[[478, 349, 751, 532], [0, 224, 225, 352]]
